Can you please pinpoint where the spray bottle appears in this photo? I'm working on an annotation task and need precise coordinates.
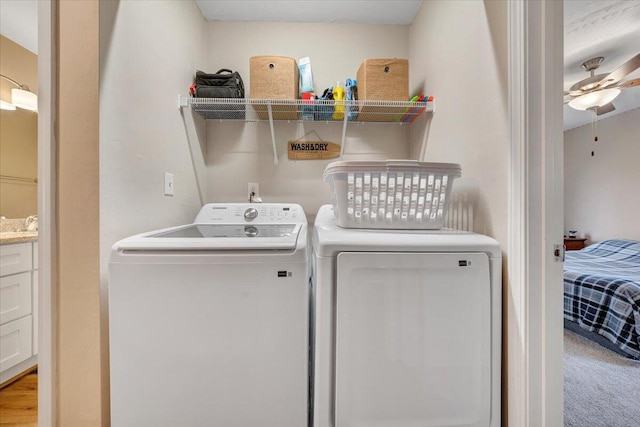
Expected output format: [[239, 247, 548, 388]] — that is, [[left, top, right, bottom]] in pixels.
[[332, 81, 345, 120]]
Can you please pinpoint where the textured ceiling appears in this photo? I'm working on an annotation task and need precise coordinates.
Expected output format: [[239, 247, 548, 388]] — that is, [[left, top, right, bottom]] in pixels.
[[563, 1, 640, 130], [195, 0, 423, 25]]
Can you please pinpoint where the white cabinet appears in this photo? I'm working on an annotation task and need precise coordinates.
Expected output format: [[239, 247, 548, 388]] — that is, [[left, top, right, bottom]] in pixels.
[[32, 241, 38, 354], [0, 316, 32, 374], [0, 241, 38, 385], [33, 269, 38, 355], [0, 272, 32, 324], [0, 242, 32, 276]]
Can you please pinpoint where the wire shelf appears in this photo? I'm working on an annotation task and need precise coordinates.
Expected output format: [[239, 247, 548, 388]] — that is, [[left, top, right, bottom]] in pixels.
[[177, 95, 435, 165], [181, 97, 434, 123]]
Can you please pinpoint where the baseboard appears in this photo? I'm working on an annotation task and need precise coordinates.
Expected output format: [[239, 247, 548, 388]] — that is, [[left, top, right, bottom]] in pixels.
[[0, 356, 38, 388]]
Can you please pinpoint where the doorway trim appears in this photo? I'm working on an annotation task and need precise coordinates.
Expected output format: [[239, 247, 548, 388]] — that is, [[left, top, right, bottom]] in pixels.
[[38, 0, 57, 425], [508, 1, 564, 426]]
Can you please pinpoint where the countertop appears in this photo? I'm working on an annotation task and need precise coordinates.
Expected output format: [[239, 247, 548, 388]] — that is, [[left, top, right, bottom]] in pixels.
[[0, 232, 38, 245]]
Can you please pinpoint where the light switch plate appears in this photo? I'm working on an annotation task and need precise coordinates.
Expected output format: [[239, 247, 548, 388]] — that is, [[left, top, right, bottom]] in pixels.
[[164, 172, 174, 196]]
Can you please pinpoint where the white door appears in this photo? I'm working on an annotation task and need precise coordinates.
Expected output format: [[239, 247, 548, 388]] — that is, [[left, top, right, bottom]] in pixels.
[[335, 252, 491, 427]]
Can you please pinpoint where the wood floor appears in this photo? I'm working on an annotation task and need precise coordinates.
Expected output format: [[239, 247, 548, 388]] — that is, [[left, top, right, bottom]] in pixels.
[[0, 371, 37, 427]]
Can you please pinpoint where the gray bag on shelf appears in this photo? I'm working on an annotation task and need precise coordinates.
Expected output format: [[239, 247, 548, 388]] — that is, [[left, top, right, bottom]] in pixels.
[[195, 69, 245, 98], [193, 69, 245, 119]]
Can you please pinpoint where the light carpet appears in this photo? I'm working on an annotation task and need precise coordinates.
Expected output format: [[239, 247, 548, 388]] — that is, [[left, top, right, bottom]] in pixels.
[[564, 329, 640, 427]]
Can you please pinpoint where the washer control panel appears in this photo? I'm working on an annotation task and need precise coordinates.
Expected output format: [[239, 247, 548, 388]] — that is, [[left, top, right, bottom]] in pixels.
[[194, 203, 305, 224]]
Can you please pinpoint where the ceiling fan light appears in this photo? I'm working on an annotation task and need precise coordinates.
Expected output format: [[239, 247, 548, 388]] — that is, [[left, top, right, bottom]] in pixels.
[[568, 88, 621, 111], [11, 88, 38, 111], [0, 99, 16, 110]]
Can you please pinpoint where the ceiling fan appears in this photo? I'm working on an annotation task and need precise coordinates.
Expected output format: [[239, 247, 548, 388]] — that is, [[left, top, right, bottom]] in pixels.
[[564, 52, 640, 115]]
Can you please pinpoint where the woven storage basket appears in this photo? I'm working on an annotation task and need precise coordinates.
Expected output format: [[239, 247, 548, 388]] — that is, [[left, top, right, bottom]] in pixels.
[[324, 160, 461, 230], [250, 56, 299, 120], [356, 58, 409, 122]]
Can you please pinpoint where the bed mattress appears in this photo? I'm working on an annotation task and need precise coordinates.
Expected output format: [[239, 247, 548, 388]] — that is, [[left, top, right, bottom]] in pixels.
[[563, 239, 640, 360]]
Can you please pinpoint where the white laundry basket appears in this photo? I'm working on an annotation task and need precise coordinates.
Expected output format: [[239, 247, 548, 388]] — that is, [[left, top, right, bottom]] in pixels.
[[324, 160, 461, 229]]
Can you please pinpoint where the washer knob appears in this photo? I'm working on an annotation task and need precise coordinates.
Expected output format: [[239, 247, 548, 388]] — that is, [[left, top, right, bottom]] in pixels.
[[244, 207, 258, 221]]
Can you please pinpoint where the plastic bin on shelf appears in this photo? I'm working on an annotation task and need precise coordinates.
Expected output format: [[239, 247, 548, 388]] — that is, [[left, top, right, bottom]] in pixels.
[[324, 160, 461, 229]]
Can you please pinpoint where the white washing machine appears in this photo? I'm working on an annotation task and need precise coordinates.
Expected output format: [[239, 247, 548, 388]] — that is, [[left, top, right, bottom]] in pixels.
[[109, 203, 309, 427], [311, 205, 501, 427]]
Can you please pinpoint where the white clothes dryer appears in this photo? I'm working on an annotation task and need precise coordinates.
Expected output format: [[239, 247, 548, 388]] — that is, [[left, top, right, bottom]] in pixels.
[[311, 204, 501, 427], [109, 203, 309, 427]]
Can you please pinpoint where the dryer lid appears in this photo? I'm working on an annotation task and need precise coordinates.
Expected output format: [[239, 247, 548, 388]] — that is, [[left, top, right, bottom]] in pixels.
[[312, 205, 501, 257]]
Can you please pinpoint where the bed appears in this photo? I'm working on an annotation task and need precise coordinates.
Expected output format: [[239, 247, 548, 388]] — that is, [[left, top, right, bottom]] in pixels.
[[563, 239, 640, 360]]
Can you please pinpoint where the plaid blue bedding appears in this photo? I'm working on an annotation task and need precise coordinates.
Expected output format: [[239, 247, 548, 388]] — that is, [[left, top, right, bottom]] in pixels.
[[564, 239, 640, 360]]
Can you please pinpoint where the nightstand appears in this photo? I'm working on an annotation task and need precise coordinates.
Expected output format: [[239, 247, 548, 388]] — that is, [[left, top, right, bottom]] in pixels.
[[564, 237, 587, 251]]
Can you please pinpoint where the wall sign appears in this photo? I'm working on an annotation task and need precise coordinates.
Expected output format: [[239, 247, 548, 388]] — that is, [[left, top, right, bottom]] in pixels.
[[287, 140, 341, 160]]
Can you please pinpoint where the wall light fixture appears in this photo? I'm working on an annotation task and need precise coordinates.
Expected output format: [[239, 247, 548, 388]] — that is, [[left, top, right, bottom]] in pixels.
[[0, 73, 38, 112]]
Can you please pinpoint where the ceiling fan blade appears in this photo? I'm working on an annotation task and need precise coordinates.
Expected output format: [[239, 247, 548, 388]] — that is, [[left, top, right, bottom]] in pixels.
[[596, 53, 640, 89], [594, 102, 616, 115], [619, 77, 640, 89]]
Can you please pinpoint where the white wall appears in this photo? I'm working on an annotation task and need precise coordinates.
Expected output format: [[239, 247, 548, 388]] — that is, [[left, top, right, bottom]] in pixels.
[[203, 22, 411, 220], [564, 108, 640, 242], [409, 0, 509, 245], [100, 0, 207, 263]]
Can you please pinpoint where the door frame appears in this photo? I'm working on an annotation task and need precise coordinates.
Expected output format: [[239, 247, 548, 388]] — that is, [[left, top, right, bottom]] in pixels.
[[35, 1, 564, 426], [38, 0, 57, 425], [507, 1, 564, 426]]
